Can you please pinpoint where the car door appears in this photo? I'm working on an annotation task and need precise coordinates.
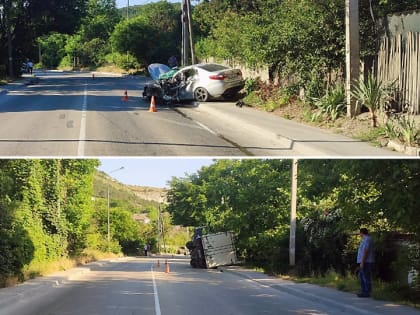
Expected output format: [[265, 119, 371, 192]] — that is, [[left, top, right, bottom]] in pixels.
[[177, 67, 197, 100]]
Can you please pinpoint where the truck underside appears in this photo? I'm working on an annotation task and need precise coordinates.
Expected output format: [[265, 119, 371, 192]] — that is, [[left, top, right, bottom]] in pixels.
[[186, 231, 237, 269]]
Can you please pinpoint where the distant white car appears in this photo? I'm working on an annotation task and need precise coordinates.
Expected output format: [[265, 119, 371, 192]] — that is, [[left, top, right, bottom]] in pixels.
[[143, 63, 245, 103]]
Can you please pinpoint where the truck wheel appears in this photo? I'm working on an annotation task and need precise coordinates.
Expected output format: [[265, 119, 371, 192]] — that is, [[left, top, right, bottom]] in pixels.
[[194, 87, 209, 102]]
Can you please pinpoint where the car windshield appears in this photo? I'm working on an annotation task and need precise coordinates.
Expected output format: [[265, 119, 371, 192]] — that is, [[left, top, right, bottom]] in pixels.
[[198, 64, 229, 72]]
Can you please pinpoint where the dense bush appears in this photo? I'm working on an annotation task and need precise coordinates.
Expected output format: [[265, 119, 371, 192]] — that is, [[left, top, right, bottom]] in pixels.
[[0, 160, 99, 282], [193, 0, 420, 99], [104, 52, 141, 71]]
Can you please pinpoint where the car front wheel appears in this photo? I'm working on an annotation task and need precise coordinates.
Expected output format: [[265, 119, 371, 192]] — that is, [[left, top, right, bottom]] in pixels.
[[194, 87, 209, 102]]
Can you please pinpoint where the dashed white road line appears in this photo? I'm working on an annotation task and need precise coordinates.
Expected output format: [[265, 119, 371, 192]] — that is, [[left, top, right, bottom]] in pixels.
[[77, 82, 88, 156]]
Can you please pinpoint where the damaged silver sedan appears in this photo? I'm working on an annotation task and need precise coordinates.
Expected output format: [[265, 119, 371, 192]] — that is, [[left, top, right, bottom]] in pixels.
[[143, 63, 245, 103]]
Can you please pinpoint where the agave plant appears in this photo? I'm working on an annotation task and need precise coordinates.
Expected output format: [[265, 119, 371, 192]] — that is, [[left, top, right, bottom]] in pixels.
[[384, 114, 420, 147], [311, 84, 346, 122], [351, 73, 389, 127]]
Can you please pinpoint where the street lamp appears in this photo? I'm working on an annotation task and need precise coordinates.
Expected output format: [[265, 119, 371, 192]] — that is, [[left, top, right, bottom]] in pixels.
[[107, 166, 124, 251]]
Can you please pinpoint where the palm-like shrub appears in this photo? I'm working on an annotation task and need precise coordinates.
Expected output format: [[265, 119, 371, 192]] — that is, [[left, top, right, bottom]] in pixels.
[[311, 84, 346, 122], [352, 73, 390, 127]]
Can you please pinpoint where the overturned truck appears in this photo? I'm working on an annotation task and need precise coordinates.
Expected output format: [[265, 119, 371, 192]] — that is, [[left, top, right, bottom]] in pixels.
[[186, 228, 237, 269]]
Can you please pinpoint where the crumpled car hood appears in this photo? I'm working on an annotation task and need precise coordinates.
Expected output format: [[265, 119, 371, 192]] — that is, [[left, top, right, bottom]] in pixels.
[[148, 63, 171, 80]]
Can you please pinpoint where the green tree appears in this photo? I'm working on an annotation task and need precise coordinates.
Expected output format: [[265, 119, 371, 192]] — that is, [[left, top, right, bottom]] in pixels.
[[61, 159, 99, 255], [0, 0, 88, 74], [193, 0, 419, 95], [110, 1, 181, 66], [37, 33, 67, 68], [75, 0, 121, 67], [167, 159, 420, 277], [0, 159, 100, 279], [167, 159, 293, 269]]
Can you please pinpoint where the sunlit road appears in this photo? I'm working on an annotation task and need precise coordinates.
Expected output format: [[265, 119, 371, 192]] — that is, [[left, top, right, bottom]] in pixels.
[[0, 71, 243, 156], [0, 71, 403, 157], [0, 257, 356, 315]]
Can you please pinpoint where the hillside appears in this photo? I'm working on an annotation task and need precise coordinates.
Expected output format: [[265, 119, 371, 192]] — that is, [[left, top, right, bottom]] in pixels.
[[127, 185, 167, 203], [93, 170, 167, 211]]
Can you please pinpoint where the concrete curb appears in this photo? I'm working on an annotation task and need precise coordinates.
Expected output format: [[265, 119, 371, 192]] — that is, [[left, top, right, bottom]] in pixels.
[[91, 71, 125, 77]]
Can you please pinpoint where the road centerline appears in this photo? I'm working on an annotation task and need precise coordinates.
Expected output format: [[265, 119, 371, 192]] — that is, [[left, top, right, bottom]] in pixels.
[[77, 81, 88, 156], [151, 264, 162, 315]]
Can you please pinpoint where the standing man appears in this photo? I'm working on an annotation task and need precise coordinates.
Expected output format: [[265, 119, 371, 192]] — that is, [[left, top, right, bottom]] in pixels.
[[357, 228, 375, 297], [27, 60, 34, 74], [168, 55, 178, 68]]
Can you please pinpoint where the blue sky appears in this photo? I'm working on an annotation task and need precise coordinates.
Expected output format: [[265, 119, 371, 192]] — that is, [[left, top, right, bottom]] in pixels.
[[115, 0, 180, 8], [98, 158, 216, 188]]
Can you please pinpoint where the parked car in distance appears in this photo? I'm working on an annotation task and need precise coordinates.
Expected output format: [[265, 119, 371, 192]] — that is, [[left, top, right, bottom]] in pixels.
[[143, 63, 245, 103]]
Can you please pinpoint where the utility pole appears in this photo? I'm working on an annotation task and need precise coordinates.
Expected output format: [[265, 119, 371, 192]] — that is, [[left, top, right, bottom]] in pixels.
[[186, 0, 195, 64], [289, 159, 298, 266], [181, 0, 195, 65], [157, 203, 161, 253], [345, 0, 360, 118], [4, 0, 14, 78], [158, 204, 167, 253], [126, 0, 129, 19], [126, 0, 129, 63], [181, 0, 189, 66], [107, 166, 124, 252]]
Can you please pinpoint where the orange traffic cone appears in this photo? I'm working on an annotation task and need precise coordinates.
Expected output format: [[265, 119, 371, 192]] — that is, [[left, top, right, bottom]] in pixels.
[[156, 260, 160, 268], [122, 89, 129, 101], [165, 259, 170, 273], [149, 95, 157, 112]]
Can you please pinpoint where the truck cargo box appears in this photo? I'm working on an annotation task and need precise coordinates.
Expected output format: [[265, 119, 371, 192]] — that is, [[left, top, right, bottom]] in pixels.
[[202, 231, 237, 268]]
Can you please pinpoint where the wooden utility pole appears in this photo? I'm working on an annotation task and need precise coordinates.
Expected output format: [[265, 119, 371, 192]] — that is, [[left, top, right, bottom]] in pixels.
[[181, 0, 189, 66], [289, 159, 298, 266], [181, 0, 194, 66], [4, 0, 14, 78], [186, 0, 195, 64], [345, 0, 360, 118]]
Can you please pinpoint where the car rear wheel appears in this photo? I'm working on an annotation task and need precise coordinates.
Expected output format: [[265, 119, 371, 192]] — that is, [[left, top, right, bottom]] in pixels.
[[194, 87, 209, 102]]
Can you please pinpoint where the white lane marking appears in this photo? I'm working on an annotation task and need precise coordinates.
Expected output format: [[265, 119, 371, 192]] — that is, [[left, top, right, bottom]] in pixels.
[[194, 120, 218, 136], [151, 264, 162, 315], [77, 82, 88, 156]]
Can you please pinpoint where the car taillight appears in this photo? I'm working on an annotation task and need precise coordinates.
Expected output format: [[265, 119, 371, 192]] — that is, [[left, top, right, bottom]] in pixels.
[[209, 74, 226, 80]]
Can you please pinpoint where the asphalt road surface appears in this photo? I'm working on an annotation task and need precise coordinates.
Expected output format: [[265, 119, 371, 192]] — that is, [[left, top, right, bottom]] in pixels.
[[0, 71, 243, 156], [0, 257, 363, 315], [0, 71, 403, 157]]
